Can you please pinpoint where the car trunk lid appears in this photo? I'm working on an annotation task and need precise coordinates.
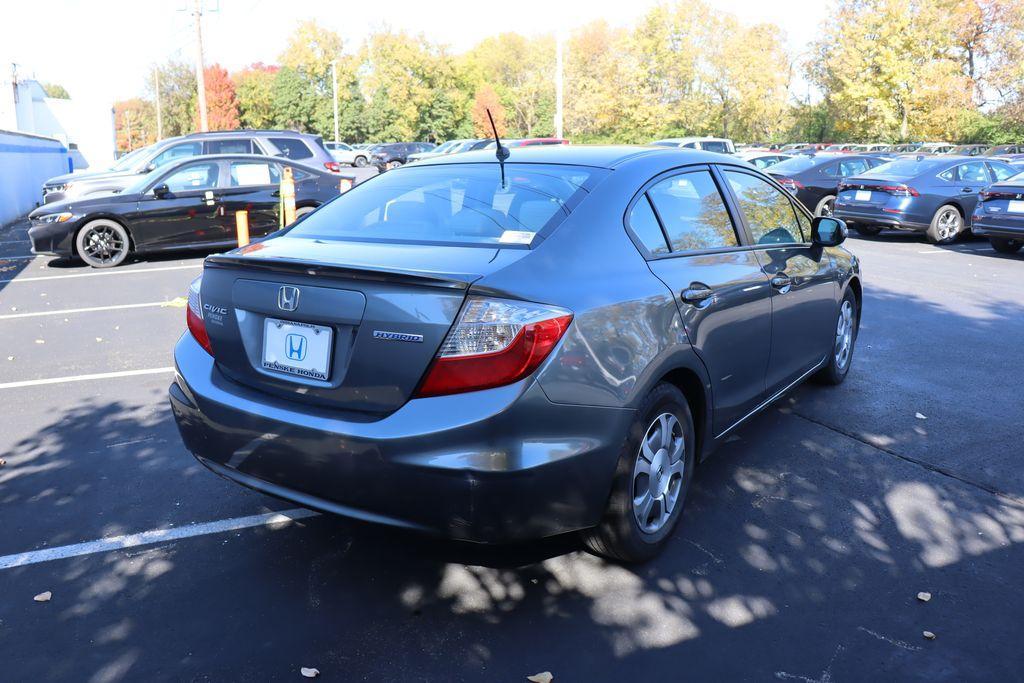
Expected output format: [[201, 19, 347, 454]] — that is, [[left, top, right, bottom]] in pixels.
[[199, 236, 527, 415]]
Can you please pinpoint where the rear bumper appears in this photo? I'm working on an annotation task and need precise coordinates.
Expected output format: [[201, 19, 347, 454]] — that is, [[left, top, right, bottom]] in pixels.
[[970, 221, 1024, 240], [833, 208, 929, 232], [169, 333, 633, 543]]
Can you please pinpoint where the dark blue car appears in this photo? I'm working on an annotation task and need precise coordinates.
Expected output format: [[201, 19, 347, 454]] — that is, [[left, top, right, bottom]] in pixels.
[[834, 156, 1018, 243], [970, 172, 1024, 254]]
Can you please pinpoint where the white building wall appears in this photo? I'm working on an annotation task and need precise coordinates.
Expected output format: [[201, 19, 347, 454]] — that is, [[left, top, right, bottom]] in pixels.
[[0, 129, 70, 226]]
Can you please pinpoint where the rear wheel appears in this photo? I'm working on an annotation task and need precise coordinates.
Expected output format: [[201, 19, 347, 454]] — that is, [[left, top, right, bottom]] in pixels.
[[815, 195, 836, 217], [583, 383, 696, 563], [854, 224, 882, 236], [814, 289, 858, 385], [927, 205, 963, 244], [990, 237, 1023, 254], [353, 155, 368, 168], [75, 219, 130, 268], [386, 160, 402, 170]]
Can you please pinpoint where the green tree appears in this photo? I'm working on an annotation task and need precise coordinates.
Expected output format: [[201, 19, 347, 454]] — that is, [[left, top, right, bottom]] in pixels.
[[235, 63, 278, 129], [147, 60, 198, 137], [465, 33, 555, 137], [271, 67, 325, 133], [41, 82, 70, 99]]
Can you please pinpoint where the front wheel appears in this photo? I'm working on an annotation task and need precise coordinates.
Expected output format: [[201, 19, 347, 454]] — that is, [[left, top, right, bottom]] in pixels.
[[990, 237, 1023, 254], [814, 289, 858, 385], [583, 383, 696, 563], [386, 160, 403, 170], [353, 155, 368, 168], [815, 195, 836, 217], [927, 205, 963, 244], [75, 219, 130, 268]]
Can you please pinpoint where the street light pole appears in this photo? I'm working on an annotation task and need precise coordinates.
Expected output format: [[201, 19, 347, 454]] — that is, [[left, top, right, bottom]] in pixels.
[[332, 60, 339, 143], [192, 0, 209, 132]]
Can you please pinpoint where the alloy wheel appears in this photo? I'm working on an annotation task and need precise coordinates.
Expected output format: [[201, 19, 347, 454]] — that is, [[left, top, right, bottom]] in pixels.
[[632, 413, 685, 534], [835, 299, 854, 370], [80, 224, 127, 266], [935, 208, 961, 242]]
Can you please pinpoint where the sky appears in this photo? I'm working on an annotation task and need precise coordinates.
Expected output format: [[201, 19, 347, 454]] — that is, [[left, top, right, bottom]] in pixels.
[[0, 0, 828, 109]]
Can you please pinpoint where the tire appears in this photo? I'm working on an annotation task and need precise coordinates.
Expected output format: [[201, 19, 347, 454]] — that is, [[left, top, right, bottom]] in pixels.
[[990, 237, 1023, 254], [814, 289, 858, 385], [854, 224, 882, 236], [75, 219, 130, 268], [583, 383, 696, 563], [926, 205, 963, 244], [814, 195, 836, 217], [353, 155, 368, 168], [386, 160, 403, 170]]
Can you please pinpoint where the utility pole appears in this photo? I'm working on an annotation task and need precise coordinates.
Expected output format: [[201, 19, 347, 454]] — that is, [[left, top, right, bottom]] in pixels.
[[332, 60, 339, 143], [192, 0, 209, 132], [554, 32, 564, 139], [154, 68, 163, 140]]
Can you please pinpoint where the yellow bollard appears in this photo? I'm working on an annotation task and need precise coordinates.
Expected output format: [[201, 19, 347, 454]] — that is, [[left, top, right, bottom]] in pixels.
[[235, 210, 250, 247], [281, 165, 296, 226]]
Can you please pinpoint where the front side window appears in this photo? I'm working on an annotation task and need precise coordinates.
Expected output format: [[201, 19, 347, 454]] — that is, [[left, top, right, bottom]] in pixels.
[[646, 171, 738, 251], [229, 161, 281, 187], [159, 162, 220, 193], [286, 163, 601, 247], [150, 142, 202, 169], [270, 137, 313, 160], [957, 162, 989, 183], [839, 158, 870, 176], [724, 170, 805, 244]]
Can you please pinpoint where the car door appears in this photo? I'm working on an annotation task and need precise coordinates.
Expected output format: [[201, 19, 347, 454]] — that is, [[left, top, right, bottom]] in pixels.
[[631, 166, 773, 435], [218, 159, 285, 238], [130, 160, 225, 249], [719, 167, 838, 394], [955, 161, 990, 215]]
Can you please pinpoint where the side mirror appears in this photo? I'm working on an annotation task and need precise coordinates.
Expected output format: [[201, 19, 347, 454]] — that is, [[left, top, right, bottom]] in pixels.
[[811, 216, 847, 247], [153, 183, 170, 198]]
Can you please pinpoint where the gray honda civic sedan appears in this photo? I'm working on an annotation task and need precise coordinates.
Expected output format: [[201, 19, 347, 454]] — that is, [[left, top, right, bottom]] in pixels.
[[170, 145, 861, 562]]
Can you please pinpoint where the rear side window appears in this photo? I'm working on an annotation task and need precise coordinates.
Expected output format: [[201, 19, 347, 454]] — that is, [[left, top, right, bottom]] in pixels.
[[701, 140, 730, 153], [229, 161, 281, 186], [207, 139, 256, 154], [724, 170, 806, 244], [991, 163, 1016, 181], [647, 171, 738, 251], [839, 158, 870, 176], [286, 163, 601, 247], [270, 137, 313, 160], [628, 196, 669, 255]]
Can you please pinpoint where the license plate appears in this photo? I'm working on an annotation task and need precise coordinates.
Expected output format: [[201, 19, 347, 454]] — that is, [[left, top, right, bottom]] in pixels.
[[855, 190, 872, 202], [262, 318, 332, 381], [1008, 200, 1024, 213]]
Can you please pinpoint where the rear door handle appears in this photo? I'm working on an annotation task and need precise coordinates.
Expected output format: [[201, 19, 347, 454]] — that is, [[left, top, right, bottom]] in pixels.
[[681, 284, 714, 306], [961, 187, 976, 193], [770, 275, 792, 293]]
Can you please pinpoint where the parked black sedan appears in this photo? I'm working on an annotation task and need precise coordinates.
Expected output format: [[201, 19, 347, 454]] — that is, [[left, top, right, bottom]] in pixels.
[[834, 156, 1019, 243], [28, 155, 342, 268], [370, 142, 436, 171], [767, 153, 887, 216], [970, 171, 1024, 254]]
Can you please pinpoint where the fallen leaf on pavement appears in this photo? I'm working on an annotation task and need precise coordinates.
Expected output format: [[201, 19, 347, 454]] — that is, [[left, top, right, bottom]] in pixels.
[[915, 412, 927, 419], [917, 592, 931, 602], [527, 673, 553, 683], [162, 297, 188, 308], [33, 591, 52, 602], [300, 667, 319, 678], [923, 631, 936, 640]]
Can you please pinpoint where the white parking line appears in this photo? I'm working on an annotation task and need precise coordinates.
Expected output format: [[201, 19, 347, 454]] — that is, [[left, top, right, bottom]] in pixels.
[[0, 263, 201, 284], [0, 255, 38, 261], [0, 301, 173, 320], [0, 508, 320, 570], [0, 367, 175, 390]]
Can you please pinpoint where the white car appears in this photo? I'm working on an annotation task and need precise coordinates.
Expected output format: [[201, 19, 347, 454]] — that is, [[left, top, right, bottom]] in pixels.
[[325, 142, 370, 167], [650, 137, 736, 154], [406, 139, 475, 163]]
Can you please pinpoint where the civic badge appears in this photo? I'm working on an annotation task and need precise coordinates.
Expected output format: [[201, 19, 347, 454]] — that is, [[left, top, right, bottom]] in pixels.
[[277, 286, 300, 312]]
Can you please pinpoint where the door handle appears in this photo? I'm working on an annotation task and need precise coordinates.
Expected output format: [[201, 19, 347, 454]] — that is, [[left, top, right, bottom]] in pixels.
[[681, 284, 714, 306], [770, 275, 792, 293], [271, 190, 281, 197], [961, 187, 975, 193]]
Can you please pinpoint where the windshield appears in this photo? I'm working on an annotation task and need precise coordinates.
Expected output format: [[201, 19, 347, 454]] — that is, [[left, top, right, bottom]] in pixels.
[[121, 165, 164, 194], [863, 158, 945, 179], [767, 156, 817, 173], [432, 141, 457, 154], [286, 163, 604, 247], [110, 147, 148, 171]]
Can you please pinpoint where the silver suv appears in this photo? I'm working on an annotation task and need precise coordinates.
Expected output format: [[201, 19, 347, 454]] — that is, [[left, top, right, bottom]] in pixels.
[[42, 130, 339, 204]]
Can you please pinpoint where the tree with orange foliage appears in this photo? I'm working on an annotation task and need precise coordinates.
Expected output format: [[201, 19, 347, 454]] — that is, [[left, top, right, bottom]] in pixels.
[[472, 86, 506, 138], [114, 98, 155, 153], [199, 64, 240, 131]]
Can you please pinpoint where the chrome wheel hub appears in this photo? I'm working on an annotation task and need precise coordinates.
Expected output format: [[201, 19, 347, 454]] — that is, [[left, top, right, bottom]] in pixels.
[[936, 209, 960, 241], [632, 413, 685, 534], [835, 300, 854, 370], [82, 225, 125, 265]]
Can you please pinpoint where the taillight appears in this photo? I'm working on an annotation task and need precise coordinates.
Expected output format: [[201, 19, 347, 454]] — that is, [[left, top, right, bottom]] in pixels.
[[777, 177, 804, 191], [186, 275, 213, 356], [324, 161, 341, 173], [415, 297, 573, 397], [880, 184, 919, 197]]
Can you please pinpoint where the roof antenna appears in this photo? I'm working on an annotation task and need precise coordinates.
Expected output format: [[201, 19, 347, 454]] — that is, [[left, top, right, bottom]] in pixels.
[[487, 108, 509, 187]]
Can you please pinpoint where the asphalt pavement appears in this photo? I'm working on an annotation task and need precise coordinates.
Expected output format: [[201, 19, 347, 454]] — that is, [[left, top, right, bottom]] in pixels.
[[1, 217, 1022, 682]]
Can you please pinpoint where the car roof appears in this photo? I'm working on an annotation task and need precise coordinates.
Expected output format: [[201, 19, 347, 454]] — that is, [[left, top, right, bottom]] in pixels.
[[183, 129, 318, 138], [161, 153, 324, 171], [413, 144, 732, 169]]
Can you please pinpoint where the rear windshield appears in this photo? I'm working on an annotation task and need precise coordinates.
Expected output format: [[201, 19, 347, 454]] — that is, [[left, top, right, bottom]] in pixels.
[[864, 158, 946, 179], [767, 156, 817, 173], [286, 163, 603, 247]]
